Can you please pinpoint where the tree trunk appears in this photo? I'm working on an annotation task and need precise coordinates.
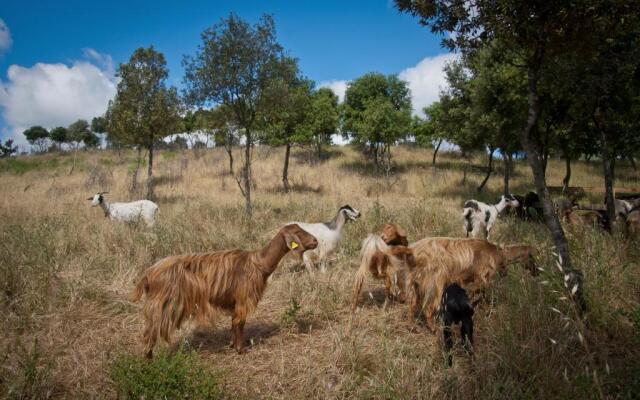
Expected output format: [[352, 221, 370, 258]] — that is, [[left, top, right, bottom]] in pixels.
[[282, 143, 291, 192], [432, 138, 443, 166], [521, 62, 585, 312], [146, 142, 154, 200], [130, 147, 142, 196], [477, 147, 495, 193], [243, 129, 252, 217], [562, 156, 572, 194], [594, 108, 616, 228], [226, 143, 234, 175], [69, 144, 79, 175], [503, 152, 512, 195]]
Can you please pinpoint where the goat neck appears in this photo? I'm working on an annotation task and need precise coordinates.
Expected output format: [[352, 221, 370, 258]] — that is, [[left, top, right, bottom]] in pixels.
[[494, 197, 509, 214], [326, 209, 347, 231], [257, 232, 290, 276], [99, 198, 111, 218]]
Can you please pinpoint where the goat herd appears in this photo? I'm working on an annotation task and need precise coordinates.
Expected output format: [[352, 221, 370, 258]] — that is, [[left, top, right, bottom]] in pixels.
[[86, 189, 640, 365]]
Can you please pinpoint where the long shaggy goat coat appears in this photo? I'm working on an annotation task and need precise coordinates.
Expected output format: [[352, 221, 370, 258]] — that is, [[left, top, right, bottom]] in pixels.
[[131, 224, 318, 357], [352, 234, 415, 311], [408, 237, 535, 330]]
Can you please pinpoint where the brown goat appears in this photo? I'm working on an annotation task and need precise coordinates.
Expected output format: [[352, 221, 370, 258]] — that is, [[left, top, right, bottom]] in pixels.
[[408, 237, 536, 331], [352, 234, 415, 312], [130, 224, 318, 358], [625, 209, 640, 237]]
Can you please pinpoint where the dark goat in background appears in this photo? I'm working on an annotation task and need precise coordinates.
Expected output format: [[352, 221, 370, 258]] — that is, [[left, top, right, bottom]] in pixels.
[[441, 283, 474, 366]]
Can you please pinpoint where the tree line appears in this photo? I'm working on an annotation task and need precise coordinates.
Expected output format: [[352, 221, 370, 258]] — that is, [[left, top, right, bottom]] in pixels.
[[396, 0, 640, 315]]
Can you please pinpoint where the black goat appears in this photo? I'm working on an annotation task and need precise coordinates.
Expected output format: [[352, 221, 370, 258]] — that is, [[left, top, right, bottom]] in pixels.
[[512, 192, 544, 221], [441, 283, 474, 366]]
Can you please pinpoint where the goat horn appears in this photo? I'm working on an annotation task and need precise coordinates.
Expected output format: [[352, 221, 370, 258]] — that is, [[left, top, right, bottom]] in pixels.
[[99, 191, 109, 195]]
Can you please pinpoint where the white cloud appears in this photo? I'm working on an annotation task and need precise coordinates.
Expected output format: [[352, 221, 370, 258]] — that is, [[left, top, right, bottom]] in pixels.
[[318, 79, 348, 103], [0, 19, 11, 54], [0, 50, 117, 147], [398, 53, 458, 116]]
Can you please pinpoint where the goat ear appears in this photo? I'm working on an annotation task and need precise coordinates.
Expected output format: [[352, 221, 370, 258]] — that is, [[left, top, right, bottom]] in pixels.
[[282, 230, 301, 251]]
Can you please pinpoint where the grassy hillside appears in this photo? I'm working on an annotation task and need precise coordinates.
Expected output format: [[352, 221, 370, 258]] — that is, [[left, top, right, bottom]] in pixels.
[[1, 145, 639, 399]]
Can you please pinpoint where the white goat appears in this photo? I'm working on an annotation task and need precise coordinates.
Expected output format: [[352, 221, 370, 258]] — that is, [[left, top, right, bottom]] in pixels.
[[88, 192, 159, 227], [288, 205, 361, 272], [462, 195, 519, 239]]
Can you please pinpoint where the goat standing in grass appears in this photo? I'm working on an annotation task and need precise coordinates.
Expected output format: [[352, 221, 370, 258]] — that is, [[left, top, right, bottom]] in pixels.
[[288, 205, 361, 272], [351, 231, 415, 312], [408, 236, 536, 331], [130, 224, 318, 358], [88, 192, 159, 227], [462, 195, 519, 239], [442, 283, 474, 366]]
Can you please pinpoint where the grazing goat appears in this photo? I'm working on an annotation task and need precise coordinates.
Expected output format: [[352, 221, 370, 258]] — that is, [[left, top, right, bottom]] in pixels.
[[441, 283, 474, 366], [462, 195, 519, 239], [130, 224, 318, 358], [624, 207, 640, 237], [88, 192, 159, 227], [408, 237, 536, 331], [351, 234, 415, 311], [288, 205, 361, 272], [562, 207, 610, 232], [512, 191, 544, 221]]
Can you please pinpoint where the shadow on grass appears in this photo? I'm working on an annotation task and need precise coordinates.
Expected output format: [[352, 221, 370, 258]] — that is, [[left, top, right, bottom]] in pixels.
[[266, 182, 324, 194], [292, 147, 345, 164], [154, 194, 185, 205], [153, 174, 183, 187], [187, 321, 280, 353]]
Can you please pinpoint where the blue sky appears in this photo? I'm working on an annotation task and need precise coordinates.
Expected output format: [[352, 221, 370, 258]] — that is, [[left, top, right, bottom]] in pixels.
[[0, 1, 455, 147]]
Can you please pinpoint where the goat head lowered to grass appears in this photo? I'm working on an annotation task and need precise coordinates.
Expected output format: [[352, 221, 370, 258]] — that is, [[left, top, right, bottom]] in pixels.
[[130, 224, 318, 358]]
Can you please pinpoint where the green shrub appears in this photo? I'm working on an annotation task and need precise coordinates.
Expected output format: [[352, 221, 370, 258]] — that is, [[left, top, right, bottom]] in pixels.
[[109, 348, 222, 400]]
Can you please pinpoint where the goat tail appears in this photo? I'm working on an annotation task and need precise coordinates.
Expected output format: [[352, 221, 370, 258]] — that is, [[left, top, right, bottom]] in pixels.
[[130, 275, 148, 302], [352, 234, 388, 312]]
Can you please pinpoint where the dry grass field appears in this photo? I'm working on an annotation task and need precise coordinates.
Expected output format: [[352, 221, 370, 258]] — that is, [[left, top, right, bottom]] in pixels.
[[1, 145, 639, 399]]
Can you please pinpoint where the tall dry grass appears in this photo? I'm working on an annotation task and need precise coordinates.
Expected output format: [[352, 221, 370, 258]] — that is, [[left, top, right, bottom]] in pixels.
[[1, 145, 639, 399]]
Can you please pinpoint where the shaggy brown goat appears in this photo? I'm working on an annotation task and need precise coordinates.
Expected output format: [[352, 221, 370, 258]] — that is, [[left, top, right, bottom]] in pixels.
[[408, 237, 536, 331], [351, 234, 415, 312], [131, 224, 318, 358]]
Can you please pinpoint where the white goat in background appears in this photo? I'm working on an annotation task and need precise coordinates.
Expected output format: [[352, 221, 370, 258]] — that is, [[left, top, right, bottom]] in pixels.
[[88, 192, 159, 227], [288, 205, 361, 272], [462, 195, 519, 239]]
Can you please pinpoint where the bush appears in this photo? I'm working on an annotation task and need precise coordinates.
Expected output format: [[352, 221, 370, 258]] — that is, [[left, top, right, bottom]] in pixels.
[[109, 348, 222, 400]]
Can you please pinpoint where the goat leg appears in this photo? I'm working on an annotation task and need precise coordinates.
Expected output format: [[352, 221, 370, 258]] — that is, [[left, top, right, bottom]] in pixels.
[[231, 312, 247, 354], [443, 314, 454, 366]]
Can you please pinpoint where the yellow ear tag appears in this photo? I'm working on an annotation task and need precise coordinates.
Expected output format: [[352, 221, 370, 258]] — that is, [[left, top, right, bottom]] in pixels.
[[290, 241, 299, 249]]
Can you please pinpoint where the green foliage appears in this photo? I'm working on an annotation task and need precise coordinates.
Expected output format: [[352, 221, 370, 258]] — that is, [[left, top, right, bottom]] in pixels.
[[91, 116, 107, 134], [106, 46, 182, 149], [343, 73, 412, 167], [49, 126, 68, 145], [307, 87, 339, 157], [109, 348, 222, 400], [23, 126, 49, 153], [259, 57, 314, 147], [281, 297, 302, 327], [0, 139, 18, 158], [67, 119, 90, 145], [183, 13, 289, 213]]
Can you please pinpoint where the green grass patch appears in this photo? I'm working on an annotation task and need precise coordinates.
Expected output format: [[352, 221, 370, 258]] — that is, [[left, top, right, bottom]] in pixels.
[[109, 348, 223, 400]]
